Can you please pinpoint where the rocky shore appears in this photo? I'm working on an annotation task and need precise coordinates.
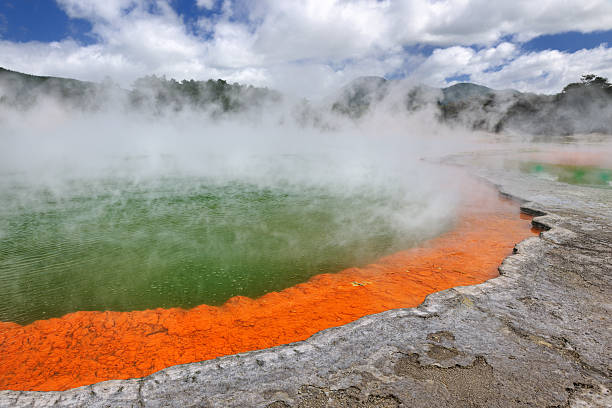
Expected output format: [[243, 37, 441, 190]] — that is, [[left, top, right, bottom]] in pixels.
[[1, 154, 610, 408]]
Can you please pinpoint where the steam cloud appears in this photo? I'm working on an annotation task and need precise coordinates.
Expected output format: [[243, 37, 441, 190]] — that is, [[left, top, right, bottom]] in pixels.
[[6, 69, 610, 322], [0, 71, 491, 272], [0, 72, 475, 191], [2, 69, 610, 225]]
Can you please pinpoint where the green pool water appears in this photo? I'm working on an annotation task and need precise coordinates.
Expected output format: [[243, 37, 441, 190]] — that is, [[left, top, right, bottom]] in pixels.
[[519, 162, 612, 187], [0, 174, 446, 325]]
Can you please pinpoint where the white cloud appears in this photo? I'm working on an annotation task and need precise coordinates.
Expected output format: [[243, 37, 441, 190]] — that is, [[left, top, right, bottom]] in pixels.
[[56, 0, 140, 21], [244, 0, 612, 56], [409, 44, 612, 94], [409, 42, 519, 87], [0, 0, 611, 97], [196, 0, 215, 10], [471, 46, 612, 94]]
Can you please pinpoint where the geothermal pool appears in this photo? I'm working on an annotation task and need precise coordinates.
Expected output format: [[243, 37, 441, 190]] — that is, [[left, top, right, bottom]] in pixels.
[[0, 177, 447, 324], [0, 169, 538, 392], [519, 161, 612, 187], [0, 175, 443, 325]]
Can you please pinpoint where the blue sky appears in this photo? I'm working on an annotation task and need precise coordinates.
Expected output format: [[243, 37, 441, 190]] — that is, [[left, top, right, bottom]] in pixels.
[[0, 0, 223, 43], [522, 30, 612, 53], [0, 0, 611, 97], [2, 1, 610, 52], [0, 1, 94, 43]]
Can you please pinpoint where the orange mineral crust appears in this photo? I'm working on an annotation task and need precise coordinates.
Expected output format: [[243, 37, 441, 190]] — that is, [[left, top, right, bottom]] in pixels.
[[0, 191, 538, 392]]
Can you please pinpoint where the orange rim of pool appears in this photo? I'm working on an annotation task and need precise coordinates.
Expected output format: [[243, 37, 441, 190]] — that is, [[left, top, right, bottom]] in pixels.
[[0, 181, 539, 392]]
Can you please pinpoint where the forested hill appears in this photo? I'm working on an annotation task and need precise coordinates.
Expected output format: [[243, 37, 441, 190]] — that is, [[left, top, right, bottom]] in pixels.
[[128, 75, 281, 114], [2, 66, 611, 136], [438, 75, 612, 136], [0, 67, 280, 114], [0, 67, 101, 109], [330, 74, 612, 136]]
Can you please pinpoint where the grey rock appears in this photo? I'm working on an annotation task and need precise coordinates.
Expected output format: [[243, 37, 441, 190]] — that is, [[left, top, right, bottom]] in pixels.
[[2, 153, 610, 407]]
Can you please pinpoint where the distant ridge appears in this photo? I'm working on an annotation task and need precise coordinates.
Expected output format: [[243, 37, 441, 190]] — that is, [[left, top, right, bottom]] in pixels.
[[328, 74, 612, 137], [1, 67, 611, 137], [441, 83, 495, 103], [0, 66, 100, 109], [0, 66, 279, 114], [0, 67, 93, 83], [330, 76, 389, 118]]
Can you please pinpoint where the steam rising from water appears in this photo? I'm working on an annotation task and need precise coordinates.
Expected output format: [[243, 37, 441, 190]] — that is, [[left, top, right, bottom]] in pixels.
[[0, 79, 481, 323], [0, 82, 474, 227]]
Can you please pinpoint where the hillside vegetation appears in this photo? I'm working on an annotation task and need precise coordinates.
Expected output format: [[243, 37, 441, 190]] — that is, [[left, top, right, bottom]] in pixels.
[[0, 67, 280, 115], [330, 74, 612, 136], [1, 67, 610, 136]]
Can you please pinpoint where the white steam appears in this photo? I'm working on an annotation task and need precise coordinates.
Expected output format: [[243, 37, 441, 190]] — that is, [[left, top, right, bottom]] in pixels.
[[0, 75, 494, 250]]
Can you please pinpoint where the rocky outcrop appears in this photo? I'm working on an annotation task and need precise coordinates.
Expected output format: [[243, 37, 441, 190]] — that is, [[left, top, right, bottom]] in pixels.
[[1, 158, 610, 408]]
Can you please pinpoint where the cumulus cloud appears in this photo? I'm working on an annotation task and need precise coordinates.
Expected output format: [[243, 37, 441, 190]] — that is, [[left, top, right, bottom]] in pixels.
[[57, 0, 139, 21], [406, 43, 612, 94], [410, 42, 521, 86], [471, 46, 612, 93], [0, 0, 611, 97], [196, 0, 215, 10]]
